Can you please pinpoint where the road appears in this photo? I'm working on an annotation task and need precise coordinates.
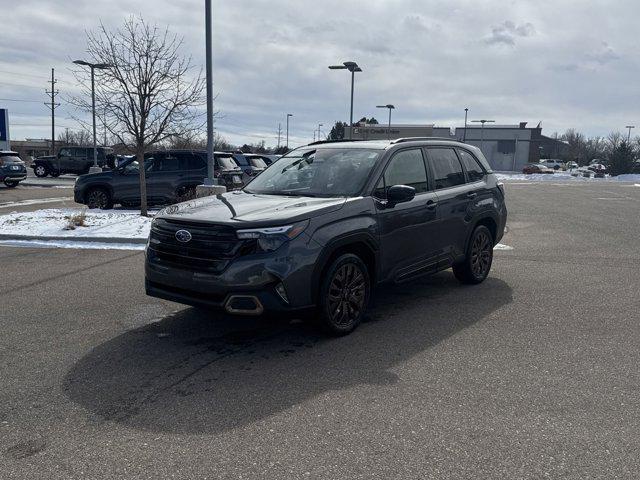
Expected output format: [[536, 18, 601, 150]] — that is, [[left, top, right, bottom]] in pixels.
[[1, 182, 639, 479]]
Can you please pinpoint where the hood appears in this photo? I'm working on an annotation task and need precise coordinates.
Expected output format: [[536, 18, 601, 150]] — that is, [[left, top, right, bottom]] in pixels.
[[157, 191, 346, 227]]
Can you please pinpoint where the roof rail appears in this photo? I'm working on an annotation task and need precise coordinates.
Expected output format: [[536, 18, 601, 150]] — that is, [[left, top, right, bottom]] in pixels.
[[307, 139, 364, 146], [390, 137, 458, 144]]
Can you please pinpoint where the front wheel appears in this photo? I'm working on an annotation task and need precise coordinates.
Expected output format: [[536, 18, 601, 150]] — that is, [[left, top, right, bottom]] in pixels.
[[317, 253, 370, 336], [3, 180, 18, 188], [453, 225, 493, 284], [85, 187, 113, 210], [34, 165, 48, 177]]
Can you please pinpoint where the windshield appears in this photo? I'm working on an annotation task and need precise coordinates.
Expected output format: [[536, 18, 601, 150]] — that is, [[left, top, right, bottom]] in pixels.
[[250, 158, 268, 168], [217, 156, 238, 169], [244, 148, 382, 197]]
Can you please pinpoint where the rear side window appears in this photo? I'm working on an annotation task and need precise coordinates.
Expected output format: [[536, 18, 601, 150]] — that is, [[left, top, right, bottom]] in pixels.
[[428, 148, 465, 189], [376, 148, 428, 197], [182, 153, 206, 170], [458, 149, 485, 183]]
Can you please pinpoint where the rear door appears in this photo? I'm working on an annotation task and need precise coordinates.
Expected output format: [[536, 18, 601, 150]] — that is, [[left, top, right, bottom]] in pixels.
[[145, 152, 180, 203], [374, 148, 440, 281], [424, 147, 470, 264], [182, 152, 207, 185]]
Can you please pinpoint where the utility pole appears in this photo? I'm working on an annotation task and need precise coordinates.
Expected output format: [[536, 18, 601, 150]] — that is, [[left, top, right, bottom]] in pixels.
[[317, 123, 323, 141], [625, 125, 635, 142], [44, 68, 60, 158], [286, 113, 293, 149], [276, 122, 283, 149], [463, 108, 469, 142]]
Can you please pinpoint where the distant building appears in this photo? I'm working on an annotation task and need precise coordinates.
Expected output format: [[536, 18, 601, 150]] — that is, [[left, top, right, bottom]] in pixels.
[[10, 138, 52, 162], [345, 121, 548, 171]]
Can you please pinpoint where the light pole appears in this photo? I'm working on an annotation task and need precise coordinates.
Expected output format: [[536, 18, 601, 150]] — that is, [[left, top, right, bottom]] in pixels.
[[328, 61, 362, 139], [73, 60, 111, 173], [203, 0, 222, 187], [625, 125, 635, 142], [471, 119, 495, 155], [463, 108, 469, 142], [376, 104, 395, 139], [317, 123, 323, 141], [286, 113, 293, 149]]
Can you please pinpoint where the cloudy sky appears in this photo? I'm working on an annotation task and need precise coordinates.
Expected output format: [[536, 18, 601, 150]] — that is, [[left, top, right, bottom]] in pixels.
[[2, 0, 639, 147]]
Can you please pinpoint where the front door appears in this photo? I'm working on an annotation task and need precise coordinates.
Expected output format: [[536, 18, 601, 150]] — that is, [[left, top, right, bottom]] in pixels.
[[374, 148, 440, 282]]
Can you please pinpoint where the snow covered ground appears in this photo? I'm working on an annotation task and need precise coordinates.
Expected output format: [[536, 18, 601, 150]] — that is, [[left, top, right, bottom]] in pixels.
[[0, 208, 152, 240], [496, 172, 640, 183]]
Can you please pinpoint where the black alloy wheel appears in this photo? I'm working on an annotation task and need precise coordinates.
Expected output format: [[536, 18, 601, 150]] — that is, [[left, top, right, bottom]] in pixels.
[[453, 225, 494, 284], [318, 253, 370, 335], [85, 188, 113, 210]]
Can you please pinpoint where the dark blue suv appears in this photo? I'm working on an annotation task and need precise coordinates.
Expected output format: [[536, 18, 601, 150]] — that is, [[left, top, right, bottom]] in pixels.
[[0, 151, 27, 187], [145, 138, 507, 335]]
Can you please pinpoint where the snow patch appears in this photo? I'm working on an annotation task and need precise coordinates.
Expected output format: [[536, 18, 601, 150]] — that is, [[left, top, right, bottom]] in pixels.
[[494, 243, 513, 251], [496, 172, 640, 183], [0, 239, 145, 251], [0, 208, 152, 239]]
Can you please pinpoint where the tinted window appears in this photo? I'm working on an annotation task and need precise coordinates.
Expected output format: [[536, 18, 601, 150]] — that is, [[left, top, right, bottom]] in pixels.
[[185, 153, 206, 170], [233, 154, 249, 166], [381, 149, 428, 195], [458, 149, 485, 182], [59, 148, 72, 157], [429, 148, 465, 189]]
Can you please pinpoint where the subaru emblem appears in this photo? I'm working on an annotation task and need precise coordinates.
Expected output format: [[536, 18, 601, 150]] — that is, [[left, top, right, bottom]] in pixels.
[[175, 229, 192, 243]]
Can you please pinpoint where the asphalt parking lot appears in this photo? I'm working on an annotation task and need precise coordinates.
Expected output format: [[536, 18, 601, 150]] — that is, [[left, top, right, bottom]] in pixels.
[[1, 182, 639, 479]]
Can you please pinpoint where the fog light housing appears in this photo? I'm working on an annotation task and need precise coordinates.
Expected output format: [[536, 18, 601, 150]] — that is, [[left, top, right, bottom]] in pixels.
[[275, 282, 289, 304]]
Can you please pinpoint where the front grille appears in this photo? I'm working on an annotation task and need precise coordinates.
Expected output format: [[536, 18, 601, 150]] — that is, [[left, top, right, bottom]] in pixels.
[[149, 218, 249, 274]]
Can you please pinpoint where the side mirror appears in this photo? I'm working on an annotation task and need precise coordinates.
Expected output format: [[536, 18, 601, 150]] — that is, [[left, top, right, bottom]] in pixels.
[[387, 185, 415, 205]]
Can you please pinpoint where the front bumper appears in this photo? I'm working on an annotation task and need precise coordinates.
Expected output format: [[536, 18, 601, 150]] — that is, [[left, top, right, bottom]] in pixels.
[[144, 233, 321, 314]]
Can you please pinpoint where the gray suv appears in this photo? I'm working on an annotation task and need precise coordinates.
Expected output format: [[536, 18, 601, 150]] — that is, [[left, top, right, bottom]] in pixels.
[[145, 138, 507, 335]]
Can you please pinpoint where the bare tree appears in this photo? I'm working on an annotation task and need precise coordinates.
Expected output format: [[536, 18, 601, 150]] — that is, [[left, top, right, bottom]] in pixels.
[[72, 16, 205, 215], [57, 129, 93, 146]]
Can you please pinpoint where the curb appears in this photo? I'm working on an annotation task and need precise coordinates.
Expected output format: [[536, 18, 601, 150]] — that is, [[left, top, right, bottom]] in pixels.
[[0, 234, 148, 245]]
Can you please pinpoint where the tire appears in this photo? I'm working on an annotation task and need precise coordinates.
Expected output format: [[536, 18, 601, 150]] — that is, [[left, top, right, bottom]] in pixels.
[[316, 253, 370, 336], [453, 225, 494, 285], [50, 171, 60, 178], [34, 165, 48, 177], [85, 187, 113, 210], [3, 180, 18, 188]]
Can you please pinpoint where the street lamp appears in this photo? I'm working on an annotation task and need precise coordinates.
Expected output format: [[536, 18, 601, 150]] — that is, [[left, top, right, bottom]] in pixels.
[[328, 61, 362, 139], [73, 60, 111, 173], [625, 125, 635, 142], [376, 104, 395, 139], [317, 123, 323, 141], [286, 113, 293, 149], [471, 119, 495, 154], [463, 108, 469, 142]]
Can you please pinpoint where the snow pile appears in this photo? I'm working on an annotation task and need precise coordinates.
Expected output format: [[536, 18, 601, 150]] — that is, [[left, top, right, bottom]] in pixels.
[[496, 172, 640, 183], [0, 239, 145, 251], [0, 208, 152, 239]]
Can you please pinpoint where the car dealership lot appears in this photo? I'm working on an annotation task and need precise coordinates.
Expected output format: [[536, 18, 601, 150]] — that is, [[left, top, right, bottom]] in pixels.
[[1, 182, 639, 479]]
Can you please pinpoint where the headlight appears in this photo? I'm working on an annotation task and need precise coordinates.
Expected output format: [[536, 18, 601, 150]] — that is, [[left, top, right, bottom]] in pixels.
[[237, 220, 309, 252]]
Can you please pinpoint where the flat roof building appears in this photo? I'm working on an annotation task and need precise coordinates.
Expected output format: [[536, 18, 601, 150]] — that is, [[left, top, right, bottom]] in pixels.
[[346, 121, 549, 171]]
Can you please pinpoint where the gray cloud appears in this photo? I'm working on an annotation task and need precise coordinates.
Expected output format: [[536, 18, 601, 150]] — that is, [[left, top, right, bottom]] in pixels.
[[1, 0, 640, 144], [484, 21, 536, 46]]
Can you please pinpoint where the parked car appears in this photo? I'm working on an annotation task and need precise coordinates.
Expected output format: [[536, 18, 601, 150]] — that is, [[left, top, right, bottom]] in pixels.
[[228, 152, 267, 177], [573, 166, 594, 178], [539, 159, 565, 170], [75, 150, 212, 209], [523, 163, 554, 174], [565, 161, 579, 170], [145, 138, 507, 335], [0, 151, 27, 188], [632, 159, 640, 173], [32, 146, 113, 177], [213, 152, 244, 189], [588, 164, 607, 177]]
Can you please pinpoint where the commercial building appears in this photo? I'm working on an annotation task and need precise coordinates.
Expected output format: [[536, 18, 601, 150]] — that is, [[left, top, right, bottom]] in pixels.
[[345, 121, 554, 171]]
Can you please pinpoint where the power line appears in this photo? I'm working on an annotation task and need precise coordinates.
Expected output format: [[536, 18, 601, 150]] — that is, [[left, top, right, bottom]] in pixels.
[[0, 69, 50, 81], [0, 81, 45, 90], [0, 98, 43, 103]]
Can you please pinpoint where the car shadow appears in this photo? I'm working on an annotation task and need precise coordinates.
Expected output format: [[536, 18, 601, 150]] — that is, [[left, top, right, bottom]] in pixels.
[[64, 272, 512, 434]]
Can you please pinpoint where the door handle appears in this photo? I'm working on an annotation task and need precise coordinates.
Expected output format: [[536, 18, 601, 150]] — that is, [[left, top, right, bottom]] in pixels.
[[466, 192, 478, 199], [426, 200, 438, 210]]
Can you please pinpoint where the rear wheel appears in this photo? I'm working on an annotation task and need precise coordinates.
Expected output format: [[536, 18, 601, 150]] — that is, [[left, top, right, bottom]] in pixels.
[[85, 187, 113, 210], [3, 180, 18, 188], [317, 253, 370, 336], [34, 165, 48, 177], [453, 225, 493, 284]]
